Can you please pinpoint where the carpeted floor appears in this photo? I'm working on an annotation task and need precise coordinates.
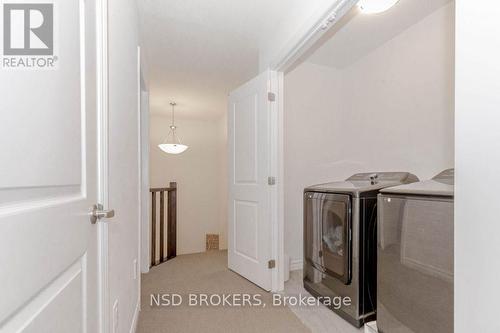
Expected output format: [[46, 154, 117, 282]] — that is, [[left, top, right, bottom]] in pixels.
[[137, 250, 310, 333]]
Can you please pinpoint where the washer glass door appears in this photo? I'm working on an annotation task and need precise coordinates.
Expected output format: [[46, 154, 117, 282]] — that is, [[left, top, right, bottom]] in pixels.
[[304, 192, 351, 284]]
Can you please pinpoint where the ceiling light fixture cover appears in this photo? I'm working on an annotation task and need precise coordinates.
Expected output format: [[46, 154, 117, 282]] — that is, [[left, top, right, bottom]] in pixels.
[[158, 102, 189, 155], [357, 0, 400, 14]]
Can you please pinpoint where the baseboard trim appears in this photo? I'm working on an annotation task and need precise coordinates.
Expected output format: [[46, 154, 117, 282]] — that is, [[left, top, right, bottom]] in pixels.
[[365, 321, 378, 333], [129, 300, 140, 333], [290, 259, 303, 271]]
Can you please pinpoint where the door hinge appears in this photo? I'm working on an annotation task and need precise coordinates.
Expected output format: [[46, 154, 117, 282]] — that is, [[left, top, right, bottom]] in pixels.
[[268, 259, 276, 269], [267, 92, 276, 102], [267, 176, 276, 185]]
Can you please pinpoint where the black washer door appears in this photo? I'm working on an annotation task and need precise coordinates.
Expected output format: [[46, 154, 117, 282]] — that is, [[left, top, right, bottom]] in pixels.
[[304, 192, 352, 284]]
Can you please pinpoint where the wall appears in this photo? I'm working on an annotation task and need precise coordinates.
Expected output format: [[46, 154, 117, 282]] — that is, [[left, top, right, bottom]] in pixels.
[[107, 0, 141, 331], [150, 114, 227, 255], [455, 1, 500, 332], [284, 4, 454, 265], [284, 63, 342, 266], [216, 113, 229, 250]]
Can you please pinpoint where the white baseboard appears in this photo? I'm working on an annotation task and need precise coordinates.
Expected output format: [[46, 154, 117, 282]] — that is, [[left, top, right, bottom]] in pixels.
[[129, 300, 140, 333], [290, 259, 303, 271], [364, 321, 377, 333]]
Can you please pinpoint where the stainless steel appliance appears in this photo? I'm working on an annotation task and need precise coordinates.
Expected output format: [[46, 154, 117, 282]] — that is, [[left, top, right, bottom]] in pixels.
[[303, 172, 418, 327], [377, 169, 454, 333]]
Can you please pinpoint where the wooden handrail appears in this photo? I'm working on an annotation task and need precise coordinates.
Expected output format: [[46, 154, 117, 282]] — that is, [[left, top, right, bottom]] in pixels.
[[150, 186, 176, 192], [150, 182, 177, 267]]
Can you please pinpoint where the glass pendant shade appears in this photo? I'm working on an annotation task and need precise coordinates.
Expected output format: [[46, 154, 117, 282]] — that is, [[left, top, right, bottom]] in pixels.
[[158, 102, 189, 154], [158, 143, 188, 154], [357, 0, 400, 14]]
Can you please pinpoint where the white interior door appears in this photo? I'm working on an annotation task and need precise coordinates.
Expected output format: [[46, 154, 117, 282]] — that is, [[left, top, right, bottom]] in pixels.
[[0, 0, 101, 331], [228, 70, 278, 291]]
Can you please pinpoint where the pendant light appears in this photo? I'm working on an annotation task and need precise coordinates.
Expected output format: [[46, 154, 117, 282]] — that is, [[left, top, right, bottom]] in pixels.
[[357, 0, 400, 14], [158, 102, 189, 154]]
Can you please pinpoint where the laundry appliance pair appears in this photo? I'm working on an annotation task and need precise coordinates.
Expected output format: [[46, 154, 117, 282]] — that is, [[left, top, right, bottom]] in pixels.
[[303, 170, 454, 331]]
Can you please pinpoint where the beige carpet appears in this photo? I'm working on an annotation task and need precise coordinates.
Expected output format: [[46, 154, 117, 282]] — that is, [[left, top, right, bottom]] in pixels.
[[137, 250, 310, 333]]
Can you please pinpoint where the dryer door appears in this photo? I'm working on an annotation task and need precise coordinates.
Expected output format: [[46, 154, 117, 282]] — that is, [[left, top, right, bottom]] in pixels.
[[304, 192, 352, 284], [377, 194, 454, 333]]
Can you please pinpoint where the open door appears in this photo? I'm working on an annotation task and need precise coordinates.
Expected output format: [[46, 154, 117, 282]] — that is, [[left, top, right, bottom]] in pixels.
[[0, 0, 103, 331], [228, 70, 279, 291]]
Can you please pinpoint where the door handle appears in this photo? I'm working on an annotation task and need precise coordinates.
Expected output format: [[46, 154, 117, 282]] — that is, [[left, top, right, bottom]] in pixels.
[[90, 204, 115, 224]]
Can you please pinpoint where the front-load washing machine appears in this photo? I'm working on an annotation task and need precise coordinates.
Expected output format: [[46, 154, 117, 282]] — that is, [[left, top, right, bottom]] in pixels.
[[377, 169, 454, 333], [303, 172, 418, 327]]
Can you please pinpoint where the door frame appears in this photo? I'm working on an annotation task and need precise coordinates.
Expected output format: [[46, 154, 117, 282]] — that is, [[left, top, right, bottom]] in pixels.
[[96, 0, 111, 331], [134, 45, 146, 332], [268, 0, 358, 291], [138, 57, 150, 276]]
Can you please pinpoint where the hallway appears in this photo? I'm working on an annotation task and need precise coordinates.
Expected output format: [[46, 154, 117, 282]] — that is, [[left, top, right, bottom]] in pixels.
[[137, 251, 309, 332]]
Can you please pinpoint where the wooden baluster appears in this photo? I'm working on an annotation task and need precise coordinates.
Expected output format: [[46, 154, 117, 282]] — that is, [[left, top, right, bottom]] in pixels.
[[150, 183, 177, 265], [160, 190, 165, 263], [151, 191, 156, 267], [167, 182, 177, 260]]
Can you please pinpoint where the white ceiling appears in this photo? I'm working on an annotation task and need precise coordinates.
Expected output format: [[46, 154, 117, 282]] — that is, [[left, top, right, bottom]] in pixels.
[[307, 0, 453, 69], [138, 0, 453, 119], [138, 0, 330, 119]]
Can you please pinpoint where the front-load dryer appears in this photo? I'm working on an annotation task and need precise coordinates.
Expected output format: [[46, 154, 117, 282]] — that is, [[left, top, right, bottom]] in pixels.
[[377, 169, 454, 333], [303, 172, 418, 327]]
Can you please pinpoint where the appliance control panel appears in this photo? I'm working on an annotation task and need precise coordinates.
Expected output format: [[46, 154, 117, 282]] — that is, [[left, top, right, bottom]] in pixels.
[[346, 172, 412, 182]]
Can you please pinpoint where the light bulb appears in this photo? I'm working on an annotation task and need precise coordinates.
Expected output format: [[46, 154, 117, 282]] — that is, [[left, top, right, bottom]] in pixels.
[[357, 0, 400, 14]]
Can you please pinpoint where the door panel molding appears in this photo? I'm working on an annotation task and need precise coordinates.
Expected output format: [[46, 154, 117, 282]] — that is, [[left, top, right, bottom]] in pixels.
[[233, 94, 259, 185], [234, 199, 259, 262], [1, 256, 86, 332]]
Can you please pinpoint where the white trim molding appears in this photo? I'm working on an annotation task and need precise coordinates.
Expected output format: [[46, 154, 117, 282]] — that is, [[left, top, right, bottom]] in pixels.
[[268, 0, 359, 293], [136, 44, 143, 321], [96, 0, 110, 332], [269, 70, 283, 292], [273, 71, 285, 292], [271, 0, 358, 72], [290, 259, 303, 271]]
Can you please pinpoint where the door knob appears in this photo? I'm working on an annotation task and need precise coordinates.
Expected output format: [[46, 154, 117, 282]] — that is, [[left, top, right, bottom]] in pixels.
[[90, 204, 115, 224]]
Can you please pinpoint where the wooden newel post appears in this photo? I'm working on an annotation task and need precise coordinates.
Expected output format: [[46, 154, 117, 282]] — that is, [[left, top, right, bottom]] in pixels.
[[159, 190, 165, 263], [151, 191, 156, 267], [167, 182, 177, 260], [150, 182, 177, 267]]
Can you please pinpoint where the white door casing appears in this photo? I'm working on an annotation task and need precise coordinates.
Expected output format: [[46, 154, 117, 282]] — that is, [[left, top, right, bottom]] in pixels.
[[0, 0, 102, 332], [228, 70, 279, 291], [139, 88, 150, 274]]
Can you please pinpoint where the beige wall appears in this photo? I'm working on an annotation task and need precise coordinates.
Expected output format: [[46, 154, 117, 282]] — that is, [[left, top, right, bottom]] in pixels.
[[150, 114, 227, 255], [284, 4, 455, 265], [216, 113, 228, 250]]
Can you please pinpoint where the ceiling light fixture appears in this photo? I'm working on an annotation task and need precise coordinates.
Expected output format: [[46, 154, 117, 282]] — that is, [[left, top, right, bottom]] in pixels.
[[357, 0, 400, 14], [158, 102, 189, 155]]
